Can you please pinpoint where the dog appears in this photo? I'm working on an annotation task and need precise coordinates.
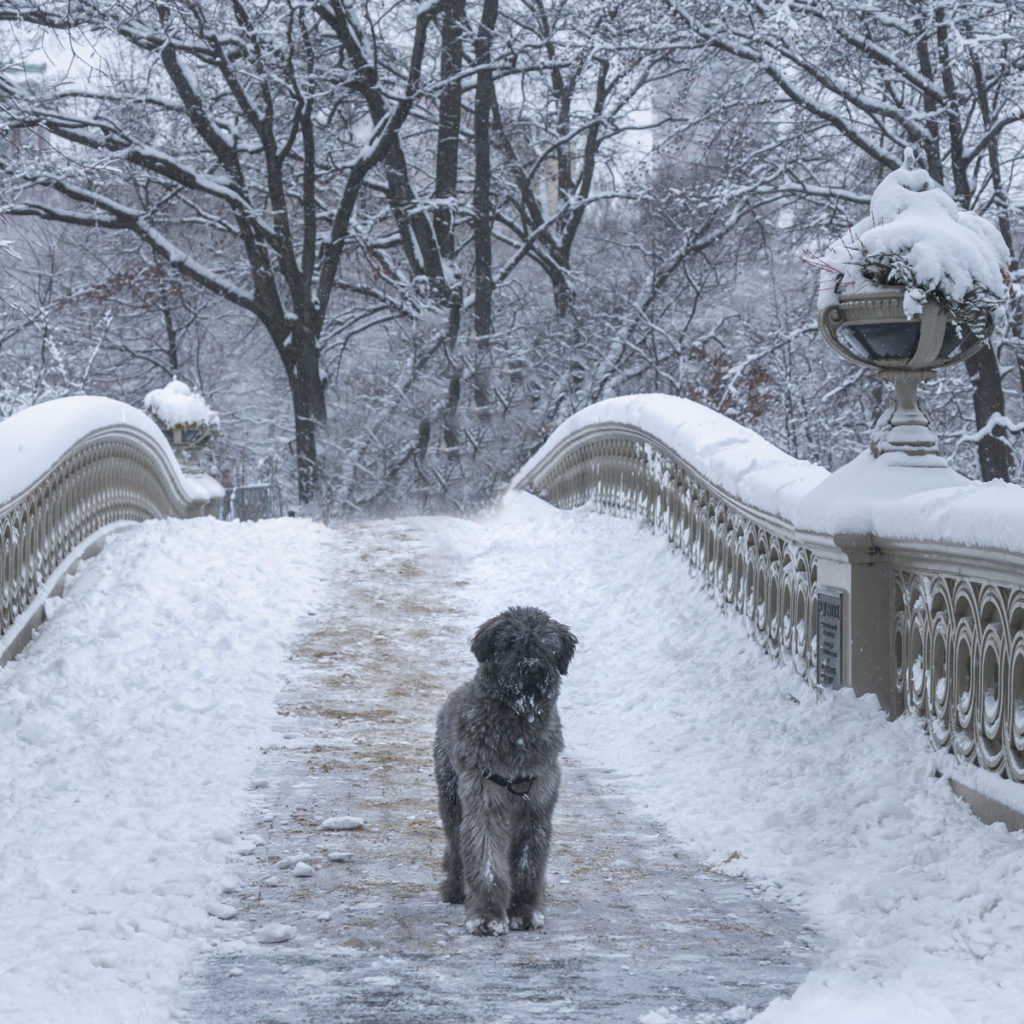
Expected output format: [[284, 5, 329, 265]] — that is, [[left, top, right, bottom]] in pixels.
[[433, 606, 577, 936]]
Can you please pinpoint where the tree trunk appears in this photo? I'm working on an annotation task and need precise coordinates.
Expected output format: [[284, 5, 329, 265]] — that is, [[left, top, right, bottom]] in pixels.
[[293, 403, 320, 505], [435, 0, 464, 280], [443, 369, 461, 455], [283, 327, 327, 503], [964, 346, 1012, 481], [931, 6, 1009, 481], [551, 262, 574, 320], [436, 0, 466, 456], [472, 0, 499, 416]]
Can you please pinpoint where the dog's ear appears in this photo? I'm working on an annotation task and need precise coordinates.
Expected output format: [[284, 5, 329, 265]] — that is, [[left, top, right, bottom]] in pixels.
[[471, 615, 502, 664], [555, 621, 577, 675]]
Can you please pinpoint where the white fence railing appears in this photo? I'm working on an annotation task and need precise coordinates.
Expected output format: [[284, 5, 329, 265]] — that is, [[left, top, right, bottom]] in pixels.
[[0, 396, 223, 665], [513, 395, 1024, 818]]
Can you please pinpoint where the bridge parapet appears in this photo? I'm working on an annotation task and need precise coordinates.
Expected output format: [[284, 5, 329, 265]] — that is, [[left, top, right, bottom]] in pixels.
[[514, 395, 1024, 813], [0, 396, 223, 665]]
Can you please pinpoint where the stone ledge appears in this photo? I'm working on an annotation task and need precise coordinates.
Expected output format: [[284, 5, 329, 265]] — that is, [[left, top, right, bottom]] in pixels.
[[936, 755, 1024, 831]]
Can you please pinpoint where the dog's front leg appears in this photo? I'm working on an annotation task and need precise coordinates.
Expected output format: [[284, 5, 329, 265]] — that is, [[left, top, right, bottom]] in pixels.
[[457, 776, 512, 936], [508, 787, 555, 931], [434, 753, 464, 904]]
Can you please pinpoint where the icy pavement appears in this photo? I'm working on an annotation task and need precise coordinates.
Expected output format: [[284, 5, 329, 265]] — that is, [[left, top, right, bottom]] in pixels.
[[174, 519, 814, 1024]]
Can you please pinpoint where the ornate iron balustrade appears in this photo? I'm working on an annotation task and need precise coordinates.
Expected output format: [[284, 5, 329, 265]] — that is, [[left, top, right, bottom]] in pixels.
[[1, 398, 222, 664], [514, 423, 821, 682], [514, 397, 1024, 812], [892, 552, 1024, 785]]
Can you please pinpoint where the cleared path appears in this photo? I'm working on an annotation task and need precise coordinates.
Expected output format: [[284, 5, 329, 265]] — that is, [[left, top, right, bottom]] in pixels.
[[175, 519, 815, 1024]]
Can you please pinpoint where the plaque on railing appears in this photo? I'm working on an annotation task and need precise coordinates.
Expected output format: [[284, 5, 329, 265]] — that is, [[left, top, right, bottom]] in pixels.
[[816, 589, 843, 690]]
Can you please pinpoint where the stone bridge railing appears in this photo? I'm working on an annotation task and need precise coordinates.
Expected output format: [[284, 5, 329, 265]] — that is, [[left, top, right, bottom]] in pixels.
[[0, 396, 223, 665], [513, 395, 1024, 824]]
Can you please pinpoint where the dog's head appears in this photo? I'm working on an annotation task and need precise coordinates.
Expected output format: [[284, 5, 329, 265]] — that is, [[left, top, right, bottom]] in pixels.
[[471, 606, 577, 712]]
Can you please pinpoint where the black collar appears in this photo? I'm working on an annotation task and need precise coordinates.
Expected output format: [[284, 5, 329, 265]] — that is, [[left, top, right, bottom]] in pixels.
[[482, 770, 535, 799]]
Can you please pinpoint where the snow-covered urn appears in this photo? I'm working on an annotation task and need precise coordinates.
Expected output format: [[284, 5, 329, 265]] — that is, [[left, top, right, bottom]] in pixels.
[[143, 379, 220, 473], [810, 152, 1011, 460]]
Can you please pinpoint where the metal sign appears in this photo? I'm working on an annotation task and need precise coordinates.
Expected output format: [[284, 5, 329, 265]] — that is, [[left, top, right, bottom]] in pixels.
[[816, 589, 843, 690]]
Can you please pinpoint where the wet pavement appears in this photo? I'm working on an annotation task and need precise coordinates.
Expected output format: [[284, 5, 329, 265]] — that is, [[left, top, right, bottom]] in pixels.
[[174, 520, 816, 1024]]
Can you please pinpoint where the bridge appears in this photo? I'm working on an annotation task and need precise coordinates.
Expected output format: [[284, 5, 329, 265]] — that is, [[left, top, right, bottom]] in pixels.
[[2, 395, 1023, 1024]]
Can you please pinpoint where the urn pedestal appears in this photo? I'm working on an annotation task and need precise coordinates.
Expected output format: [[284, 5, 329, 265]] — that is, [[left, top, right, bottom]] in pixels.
[[817, 288, 990, 461], [159, 423, 218, 474]]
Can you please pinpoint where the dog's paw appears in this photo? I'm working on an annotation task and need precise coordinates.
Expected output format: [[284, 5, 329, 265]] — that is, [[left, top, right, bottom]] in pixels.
[[465, 915, 509, 937], [509, 909, 544, 931]]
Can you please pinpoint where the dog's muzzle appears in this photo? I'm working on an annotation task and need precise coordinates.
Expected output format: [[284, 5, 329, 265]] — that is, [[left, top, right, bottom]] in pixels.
[[521, 657, 544, 678]]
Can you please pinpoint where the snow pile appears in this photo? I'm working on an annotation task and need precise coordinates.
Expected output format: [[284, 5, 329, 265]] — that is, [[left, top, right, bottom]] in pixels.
[[446, 492, 1024, 1024], [0, 396, 221, 507], [143, 379, 219, 429], [0, 516, 331, 1024], [815, 154, 1010, 321]]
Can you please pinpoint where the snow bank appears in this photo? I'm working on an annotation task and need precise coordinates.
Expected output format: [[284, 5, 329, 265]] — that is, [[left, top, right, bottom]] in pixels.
[[515, 393, 1024, 556], [796, 449, 1024, 554], [0, 516, 331, 1024], [0, 396, 222, 507]]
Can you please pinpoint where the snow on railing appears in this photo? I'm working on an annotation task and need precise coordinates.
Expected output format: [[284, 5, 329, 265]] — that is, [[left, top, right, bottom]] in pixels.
[[514, 395, 1024, 816], [0, 396, 224, 665]]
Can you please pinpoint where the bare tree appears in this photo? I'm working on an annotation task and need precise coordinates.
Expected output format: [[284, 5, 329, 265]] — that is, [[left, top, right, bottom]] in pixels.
[[9, 0, 963, 515], [489, 0, 677, 323], [0, 0, 450, 501]]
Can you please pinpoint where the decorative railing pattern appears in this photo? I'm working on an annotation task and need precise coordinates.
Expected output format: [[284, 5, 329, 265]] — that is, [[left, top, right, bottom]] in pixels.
[[514, 396, 1024, 801], [515, 425, 820, 682], [893, 562, 1024, 783], [1, 399, 222, 663]]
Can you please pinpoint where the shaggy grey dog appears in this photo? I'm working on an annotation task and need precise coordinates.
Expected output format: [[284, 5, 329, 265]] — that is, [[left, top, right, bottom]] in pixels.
[[433, 606, 577, 936]]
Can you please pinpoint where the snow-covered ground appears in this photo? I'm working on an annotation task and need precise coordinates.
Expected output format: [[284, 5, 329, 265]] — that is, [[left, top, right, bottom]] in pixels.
[[3, 498, 1024, 1023], [0, 517, 332, 1024]]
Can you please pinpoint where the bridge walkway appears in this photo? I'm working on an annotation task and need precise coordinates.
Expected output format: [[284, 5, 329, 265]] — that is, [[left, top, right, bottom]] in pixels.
[[174, 517, 815, 1024]]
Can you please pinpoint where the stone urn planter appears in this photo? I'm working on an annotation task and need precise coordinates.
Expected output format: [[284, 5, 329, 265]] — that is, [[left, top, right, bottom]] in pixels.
[[143, 379, 220, 473], [810, 152, 1009, 461], [817, 288, 990, 371]]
